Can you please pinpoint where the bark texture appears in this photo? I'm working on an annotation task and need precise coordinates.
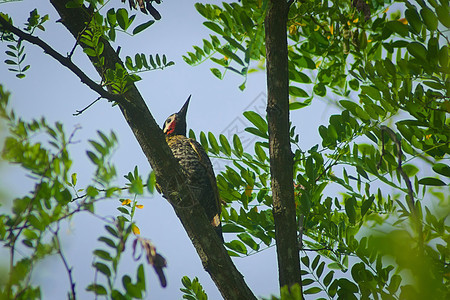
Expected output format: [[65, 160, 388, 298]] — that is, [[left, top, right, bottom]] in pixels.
[[265, 0, 302, 291], [47, 1, 256, 299]]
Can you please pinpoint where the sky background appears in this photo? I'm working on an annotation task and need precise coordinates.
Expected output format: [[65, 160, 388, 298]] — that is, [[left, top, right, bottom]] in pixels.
[[0, 1, 341, 299]]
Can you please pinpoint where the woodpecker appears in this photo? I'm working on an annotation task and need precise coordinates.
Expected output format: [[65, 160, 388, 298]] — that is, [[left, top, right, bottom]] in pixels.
[[162, 96, 223, 241]]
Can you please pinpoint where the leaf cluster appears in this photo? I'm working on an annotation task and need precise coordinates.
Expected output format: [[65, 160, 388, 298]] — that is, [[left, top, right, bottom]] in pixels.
[[189, 0, 449, 298]]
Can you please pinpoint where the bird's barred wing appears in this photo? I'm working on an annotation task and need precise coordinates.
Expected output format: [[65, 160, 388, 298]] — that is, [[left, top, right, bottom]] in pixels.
[[188, 138, 222, 226]]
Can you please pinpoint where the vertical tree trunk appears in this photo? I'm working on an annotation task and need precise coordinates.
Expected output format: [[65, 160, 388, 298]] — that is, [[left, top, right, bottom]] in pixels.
[[265, 0, 302, 293]]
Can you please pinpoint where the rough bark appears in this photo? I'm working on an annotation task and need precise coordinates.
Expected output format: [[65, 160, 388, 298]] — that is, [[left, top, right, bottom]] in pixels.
[[265, 0, 302, 292], [45, 1, 256, 299]]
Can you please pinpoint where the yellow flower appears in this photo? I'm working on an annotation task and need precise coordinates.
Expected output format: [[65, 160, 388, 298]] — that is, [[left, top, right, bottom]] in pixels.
[[121, 199, 132, 205], [289, 24, 297, 35], [398, 18, 408, 25], [425, 134, 432, 139], [330, 24, 334, 35], [353, 18, 359, 23], [136, 204, 144, 209], [132, 224, 140, 235], [383, 7, 389, 14]]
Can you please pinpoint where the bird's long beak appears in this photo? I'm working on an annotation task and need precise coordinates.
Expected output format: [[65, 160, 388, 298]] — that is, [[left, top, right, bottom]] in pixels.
[[178, 95, 191, 119]]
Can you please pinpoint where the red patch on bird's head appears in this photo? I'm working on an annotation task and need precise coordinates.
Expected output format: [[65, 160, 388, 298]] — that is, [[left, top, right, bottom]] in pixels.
[[163, 114, 177, 136], [165, 121, 176, 135]]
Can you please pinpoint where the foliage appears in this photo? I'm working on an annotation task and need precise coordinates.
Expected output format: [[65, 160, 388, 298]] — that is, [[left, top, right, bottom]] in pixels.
[[0, 9, 48, 78], [0, 84, 161, 299], [186, 0, 450, 298], [180, 276, 208, 300], [0, 0, 449, 299]]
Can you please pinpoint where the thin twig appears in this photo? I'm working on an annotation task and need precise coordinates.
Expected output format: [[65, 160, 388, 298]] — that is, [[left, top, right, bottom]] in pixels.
[[51, 225, 77, 300], [378, 125, 424, 252], [0, 17, 124, 104], [73, 96, 102, 116]]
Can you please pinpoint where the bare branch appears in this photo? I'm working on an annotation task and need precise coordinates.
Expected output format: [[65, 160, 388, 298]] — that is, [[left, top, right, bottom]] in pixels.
[[51, 225, 77, 300], [0, 16, 123, 104], [73, 96, 102, 116]]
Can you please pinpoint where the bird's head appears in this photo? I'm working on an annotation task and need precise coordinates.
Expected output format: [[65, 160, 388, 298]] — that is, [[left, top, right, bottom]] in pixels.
[[163, 95, 191, 136]]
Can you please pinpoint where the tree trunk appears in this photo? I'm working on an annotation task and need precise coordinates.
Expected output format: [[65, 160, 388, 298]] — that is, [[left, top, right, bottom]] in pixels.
[[48, 1, 256, 299], [265, 0, 302, 292]]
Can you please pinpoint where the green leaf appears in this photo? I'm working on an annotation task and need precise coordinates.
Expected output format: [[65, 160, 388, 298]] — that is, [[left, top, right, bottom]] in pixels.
[[407, 42, 427, 62], [254, 142, 267, 162], [304, 287, 322, 294], [105, 225, 118, 237], [233, 134, 243, 157], [181, 276, 191, 288], [302, 278, 314, 286], [293, 55, 316, 69], [147, 171, 156, 194], [219, 134, 231, 156], [107, 8, 117, 26], [133, 20, 155, 35], [432, 163, 450, 177], [313, 83, 326, 97], [86, 284, 107, 295], [345, 197, 357, 224], [436, 5, 450, 28], [240, 11, 254, 34], [316, 261, 325, 278], [199, 131, 208, 151], [420, 7, 438, 31], [98, 236, 116, 248], [403, 164, 419, 177], [243, 111, 267, 133], [361, 85, 381, 101], [208, 132, 220, 154], [385, 20, 409, 37], [222, 47, 244, 66], [361, 196, 375, 217], [116, 8, 129, 30], [418, 177, 446, 186], [387, 274, 402, 293], [290, 71, 311, 83], [210, 68, 222, 79], [222, 223, 245, 233], [93, 262, 111, 277], [289, 86, 309, 98], [93, 249, 113, 261], [405, 8, 422, 34], [225, 240, 247, 254], [237, 233, 259, 251], [83, 48, 97, 57], [323, 270, 334, 286], [28, 214, 44, 231], [301, 255, 310, 267], [203, 21, 223, 35], [71, 173, 77, 186], [312, 255, 320, 270], [289, 99, 311, 110]]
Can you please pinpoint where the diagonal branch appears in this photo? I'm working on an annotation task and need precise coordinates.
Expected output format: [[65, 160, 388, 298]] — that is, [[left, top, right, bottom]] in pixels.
[[0, 16, 123, 104]]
